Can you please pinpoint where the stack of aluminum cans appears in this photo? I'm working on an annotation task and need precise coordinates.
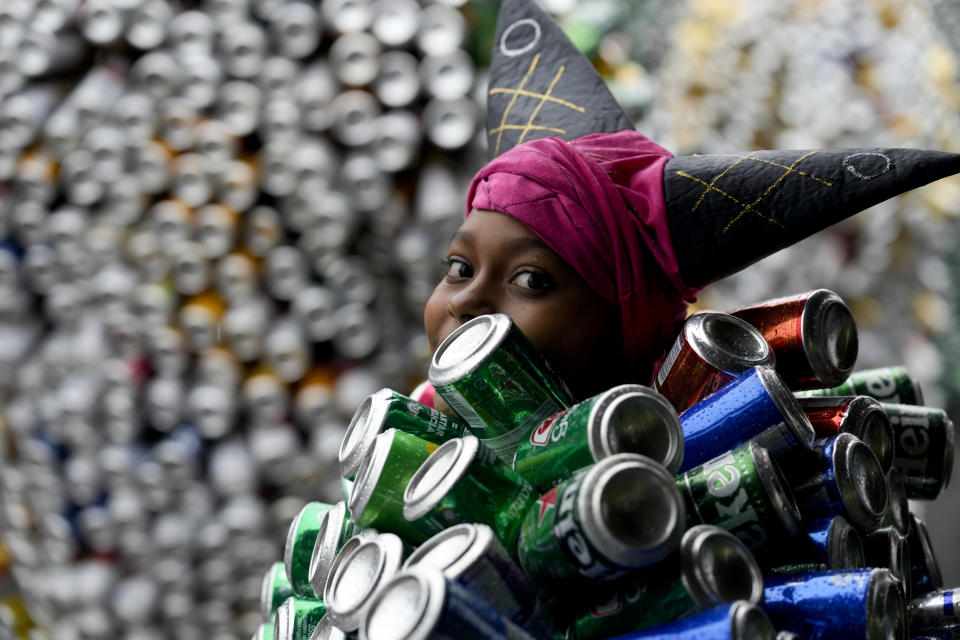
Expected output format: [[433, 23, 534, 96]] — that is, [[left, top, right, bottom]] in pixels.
[[265, 294, 959, 639], [0, 0, 486, 637]]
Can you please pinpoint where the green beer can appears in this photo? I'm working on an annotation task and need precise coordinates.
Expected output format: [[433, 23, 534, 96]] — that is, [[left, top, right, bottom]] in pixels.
[[348, 428, 438, 543], [275, 595, 327, 640], [402, 435, 537, 553], [883, 403, 955, 499], [429, 313, 574, 463], [260, 560, 294, 620], [252, 621, 274, 640], [516, 453, 685, 589], [678, 441, 802, 553], [796, 366, 924, 405], [513, 384, 684, 492], [284, 501, 336, 598], [567, 525, 764, 639], [307, 501, 370, 598], [339, 387, 471, 479]]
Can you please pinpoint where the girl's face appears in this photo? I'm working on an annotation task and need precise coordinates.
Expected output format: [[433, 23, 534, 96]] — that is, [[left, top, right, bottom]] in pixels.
[[424, 209, 626, 399]]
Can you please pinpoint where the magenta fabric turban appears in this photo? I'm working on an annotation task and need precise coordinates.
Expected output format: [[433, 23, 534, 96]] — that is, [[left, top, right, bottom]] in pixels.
[[465, 130, 701, 382]]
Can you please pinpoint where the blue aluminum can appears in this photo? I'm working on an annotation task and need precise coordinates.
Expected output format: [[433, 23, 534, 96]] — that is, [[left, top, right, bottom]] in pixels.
[[787, 433, 888, 532], [678, 366, 814, 472], [906, 514, 944, 596], [608, 601, 775, 640], [909, 588, 960, 639], [765, 515, 864, 575], [762, 568, 906, 640]]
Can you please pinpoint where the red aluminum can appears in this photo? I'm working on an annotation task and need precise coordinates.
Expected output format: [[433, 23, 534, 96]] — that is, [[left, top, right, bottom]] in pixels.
[[729, 289, 858, 390], [654, 312, 774, 413]]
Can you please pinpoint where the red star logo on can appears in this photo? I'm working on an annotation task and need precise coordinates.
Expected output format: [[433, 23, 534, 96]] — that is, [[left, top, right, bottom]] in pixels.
[[536, 486, 557, 526]]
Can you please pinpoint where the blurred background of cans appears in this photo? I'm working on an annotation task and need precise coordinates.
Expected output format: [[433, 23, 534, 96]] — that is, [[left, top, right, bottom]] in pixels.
[[0, 0, 960, 636]]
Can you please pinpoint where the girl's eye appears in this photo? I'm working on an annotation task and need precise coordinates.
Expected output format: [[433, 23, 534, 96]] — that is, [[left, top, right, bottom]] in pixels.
[[444, 257, 473, 279], [512, 269, 554, 292]]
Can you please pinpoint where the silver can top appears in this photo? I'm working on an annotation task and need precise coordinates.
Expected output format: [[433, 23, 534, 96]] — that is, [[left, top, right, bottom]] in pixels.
[[593, 384, 684, 474], [685, 312, 774, 373], [800, 289, 859, 386], [324, 533, 406, 631], [864, 568, 906, 640], [428, 313, 510, 387], [833, 432, 888, 531], [681, 524, 764, 608], [339, 389, 394, 480], [825, 515, 865, 570]]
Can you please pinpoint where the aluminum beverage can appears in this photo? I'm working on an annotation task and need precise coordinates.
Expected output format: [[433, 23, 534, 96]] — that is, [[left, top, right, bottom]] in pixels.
[[276, 595, 327, 640], [567, 525, 764, 640], [608, 601, 776, 640], [252, 621, 274, 640], [513, 384, 683, 492], [677, 366, 815, 472], [883, 403, 955, 500], [308, 616, 348, 640], [402, 435, 536, 553], [862, 526, 912, 600], [260, 561, 294, 620], [347, 429, 438, 543], [516, 453, 685, 587], [654, 312, 774, 413], [678, 441, 801, 552], [793, 515, 865, 571], [882, 469, 910, 536], [762, 568, 906, 640], [284, 502, 335, 598], [908, 588, 960, 638], [729, 289, 858, 389], [324, 532, 405, 632], [787, 432, 888, 532], [796, 366, 925, 405], [402, 523, 556, 637], [360, 566, 535, 640], [308, 501, 368, 599], [428, 314, 574, 463], [799, 395, 894, 472], [906, 514, 944, 596], [339, 388, 470, 479]]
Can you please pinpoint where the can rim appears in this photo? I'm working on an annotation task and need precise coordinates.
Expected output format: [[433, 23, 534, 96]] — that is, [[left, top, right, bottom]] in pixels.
[[865, 568, 906, 640], [681, 524, 764, 608], [597, 386, 685, 474], [308, 501, 347, 598], [730, 600, 776, 640], [825, 515, 865, 570], [941, 416, 955, 495], [402, 522, 486, 576], [259, 561, 286, 620], [749, 442, 802, 538], [324, 533, 405, 631], [361, 566, 443, 640], [910, 515, 943, 589], [428, 314, 509, 386], [883, 469, 910, 537], [833, 432, 887, 531], [579, 453, 685, 568], [756, 366, 816, 451], [347, 429, 395, 524], [402, 436, 473, 522], [309, 614, 346, 640], [801, 289, 858, 386], [685, 312, 773, 373], [847, 396, 894, 473], [339, 389, 391, 479]]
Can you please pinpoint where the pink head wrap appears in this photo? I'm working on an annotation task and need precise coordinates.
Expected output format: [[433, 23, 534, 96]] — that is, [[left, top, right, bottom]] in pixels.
[[466, 130, 701, 382]]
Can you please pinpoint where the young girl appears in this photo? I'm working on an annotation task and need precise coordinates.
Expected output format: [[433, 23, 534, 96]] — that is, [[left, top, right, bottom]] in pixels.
[[416, 0, 960, 409]]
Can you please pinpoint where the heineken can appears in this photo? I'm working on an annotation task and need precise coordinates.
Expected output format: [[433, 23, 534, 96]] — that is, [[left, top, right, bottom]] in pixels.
[[252, 621, 274, 640], [276, 595, 327, 640], [361, 566, 534, 640], [883, 403, 955, 499], [908, 588, 960, 638], [403, 523, 556, 637], [339, 388, 470, 479], [609, 601, 776, 640], [285, 502, 335, 598], [798, 395, 894, 472], [324, 532, 406, 632], [762, 569, 906, 640], [729, 289, 858, 389], [516, 453, 685, 588], [678, 441, 801, 553], [568, 525, 764, 640], [796, 366, 924, 405], [906, 514, 944, 596], [512, 384, 683, 492], [678, 366, 815, 472], [428, 313, 574, 463], [260, 561, 294, 620], [308, 501, 368, 599], [862, 527, 911, 599], [402, 435, 537, 553], [348, 429, 438, 543], [309, 616, 348, 640], [654, 312, 774, 413], [787, 433, 888, 532], [882, 469, 910, 536]]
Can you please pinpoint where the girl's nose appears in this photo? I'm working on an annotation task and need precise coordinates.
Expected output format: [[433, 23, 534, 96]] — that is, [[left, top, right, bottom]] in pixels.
[[447, 278, 496, 324]]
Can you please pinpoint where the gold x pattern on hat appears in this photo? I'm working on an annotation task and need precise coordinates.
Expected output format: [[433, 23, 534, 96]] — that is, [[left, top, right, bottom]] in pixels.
[[676, 151, 833, 234], [488, 53, 587, 156]]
